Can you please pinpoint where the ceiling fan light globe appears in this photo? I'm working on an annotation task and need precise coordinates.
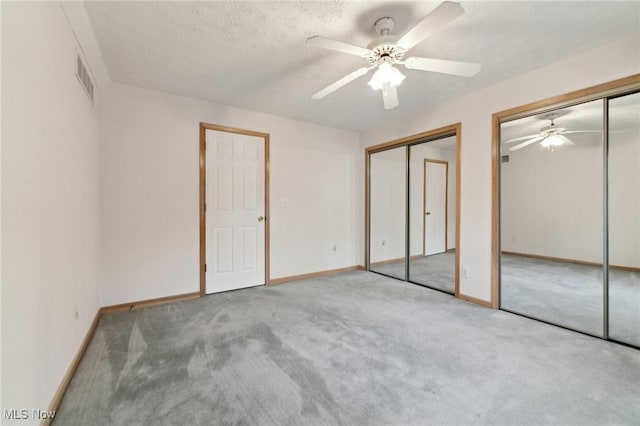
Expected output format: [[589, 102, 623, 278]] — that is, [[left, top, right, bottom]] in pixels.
[[541, 134, 565, 148], [367, 64, 406, 90]]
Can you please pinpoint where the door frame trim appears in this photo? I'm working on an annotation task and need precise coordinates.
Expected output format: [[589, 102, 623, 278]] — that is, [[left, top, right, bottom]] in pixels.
[[365, 123, 461, 298], [423, 158, 449, 256], [199, 122, 271, 296]]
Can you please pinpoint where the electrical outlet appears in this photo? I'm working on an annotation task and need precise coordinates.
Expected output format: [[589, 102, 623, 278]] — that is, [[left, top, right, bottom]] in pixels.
[[462, 267, 469, 278], [382, 240, 386, 247], [332, 244, 337, 253]]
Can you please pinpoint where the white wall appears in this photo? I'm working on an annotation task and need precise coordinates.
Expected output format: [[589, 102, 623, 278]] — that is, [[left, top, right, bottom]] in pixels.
[[361, 37, 640, 302], [1, 2, 101, 421], [501, 133, 603, 263], [99, 83, 361, 305], [609, 126, 640, 268], [0, 0, 4, 414]]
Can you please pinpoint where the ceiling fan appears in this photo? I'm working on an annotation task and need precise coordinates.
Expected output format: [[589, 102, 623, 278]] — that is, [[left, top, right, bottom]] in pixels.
[[306, 1, 481, 110], [504, 113, 600, 151]]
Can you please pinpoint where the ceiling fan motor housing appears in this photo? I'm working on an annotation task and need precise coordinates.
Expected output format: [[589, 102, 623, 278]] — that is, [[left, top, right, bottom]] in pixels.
[[366, 41, 406, 65], [366, 17, 406, 65], [541, 115, 564, 136], [541, 124, 565, 136]]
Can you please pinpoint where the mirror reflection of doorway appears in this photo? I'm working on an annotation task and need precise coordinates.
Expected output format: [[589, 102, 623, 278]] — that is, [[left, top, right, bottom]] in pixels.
[[367, 127, 459, 296], [424, 159, 448, 256]]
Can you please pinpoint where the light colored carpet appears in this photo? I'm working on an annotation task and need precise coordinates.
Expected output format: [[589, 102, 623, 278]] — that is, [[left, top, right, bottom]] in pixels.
[[371, 251, 455, 293], [501, 254, 640, 346], [54, 271, 640, 425]]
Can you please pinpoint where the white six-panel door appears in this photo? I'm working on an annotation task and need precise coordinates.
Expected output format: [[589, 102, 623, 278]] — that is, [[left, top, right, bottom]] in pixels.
[[206, 129, 265, 293], [424, 160, 448, 255]]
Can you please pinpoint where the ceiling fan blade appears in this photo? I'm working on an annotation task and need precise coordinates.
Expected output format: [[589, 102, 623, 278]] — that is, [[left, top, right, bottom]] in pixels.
[[306, 36, 370, 57], [403, 57, 481, 77], [503, 134, 541, 144], [382, 82, 399, 110], [397, 1, 464, 51], [510, 136, 544, 151], [557, 135, 574, 146], [311, 67, 372, 100], [563, 130, 601, 134]]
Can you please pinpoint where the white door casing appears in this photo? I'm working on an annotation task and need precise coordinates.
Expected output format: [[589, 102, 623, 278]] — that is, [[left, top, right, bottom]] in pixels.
[[205, 128, 266, 293], [424, 160, 448, 255]]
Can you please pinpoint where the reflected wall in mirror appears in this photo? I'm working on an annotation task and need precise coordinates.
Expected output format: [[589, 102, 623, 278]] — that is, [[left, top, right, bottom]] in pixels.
[[370, 146, 407, 280], [608, 91, 640, 347], [500, 99, 604, 336], [409, 136, 457, 293]]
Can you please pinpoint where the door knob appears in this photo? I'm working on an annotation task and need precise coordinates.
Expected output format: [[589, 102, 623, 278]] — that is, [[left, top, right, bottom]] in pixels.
[[425, 212, 431, 215], [258, 216, 265, 222]]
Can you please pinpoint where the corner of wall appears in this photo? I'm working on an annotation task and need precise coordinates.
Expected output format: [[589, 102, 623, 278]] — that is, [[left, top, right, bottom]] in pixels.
[[1, 2, 103, 419]]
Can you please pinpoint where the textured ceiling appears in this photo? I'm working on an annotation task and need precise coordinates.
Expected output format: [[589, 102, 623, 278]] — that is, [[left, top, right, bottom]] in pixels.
[[84, 1, 640, 132]]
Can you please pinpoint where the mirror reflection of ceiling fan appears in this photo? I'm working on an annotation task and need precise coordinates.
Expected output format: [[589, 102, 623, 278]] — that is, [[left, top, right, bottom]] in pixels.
[[306, 1, 481, 109], [504, 113, 600, 151]]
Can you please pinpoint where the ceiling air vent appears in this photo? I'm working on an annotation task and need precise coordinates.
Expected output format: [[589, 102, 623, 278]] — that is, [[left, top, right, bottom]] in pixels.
[[76, 53, 94, 104]]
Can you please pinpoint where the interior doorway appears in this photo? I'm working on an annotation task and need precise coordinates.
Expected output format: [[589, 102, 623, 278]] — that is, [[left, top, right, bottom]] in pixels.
[[200, 123, 270, 295]]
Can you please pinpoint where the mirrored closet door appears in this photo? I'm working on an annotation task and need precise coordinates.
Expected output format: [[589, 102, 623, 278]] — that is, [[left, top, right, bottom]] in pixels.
[[498, 86, 640, 348], [367, 129, 459, 295], [408, 137, 457, 293], [608, 91, 640, 347], [370, 146, 407, 281], [500, 99, 604, 336]]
